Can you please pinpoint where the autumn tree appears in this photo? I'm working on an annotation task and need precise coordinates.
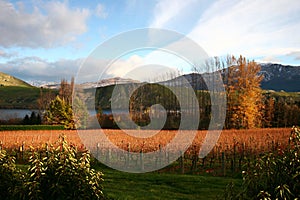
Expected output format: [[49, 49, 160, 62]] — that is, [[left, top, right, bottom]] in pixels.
[[59, 77, 74, 105], [225, 55, 263, 129], [37, 87, 56, 114]]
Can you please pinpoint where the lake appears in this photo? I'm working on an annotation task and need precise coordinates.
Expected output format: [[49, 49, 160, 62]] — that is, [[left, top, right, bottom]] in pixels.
[[0, 109, 39, 120], [0, 109, 112, 120]]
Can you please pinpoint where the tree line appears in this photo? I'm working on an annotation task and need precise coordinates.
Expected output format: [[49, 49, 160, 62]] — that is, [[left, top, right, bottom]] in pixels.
[[36, 55, 300, 130], [95, 55, 300, 129]]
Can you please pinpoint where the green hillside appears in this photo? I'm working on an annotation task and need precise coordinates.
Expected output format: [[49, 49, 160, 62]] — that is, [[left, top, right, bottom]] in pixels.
[[0, 72, 39, 109], [0, 72, 32, 87], [0, 86, 59, 109], [0, 86, 40, 109]]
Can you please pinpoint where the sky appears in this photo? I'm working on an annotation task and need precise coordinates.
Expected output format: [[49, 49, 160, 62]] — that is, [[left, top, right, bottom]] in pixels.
[[0, 0, 300, 85]]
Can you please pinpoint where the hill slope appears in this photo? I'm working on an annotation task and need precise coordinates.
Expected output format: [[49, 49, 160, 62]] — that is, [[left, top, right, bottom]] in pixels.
[[0, 72, 32, 87], [0, 72, 54, 109]]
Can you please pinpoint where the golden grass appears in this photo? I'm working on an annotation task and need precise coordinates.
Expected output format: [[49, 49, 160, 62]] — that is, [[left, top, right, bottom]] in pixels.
[[0, 128, 291, 155]]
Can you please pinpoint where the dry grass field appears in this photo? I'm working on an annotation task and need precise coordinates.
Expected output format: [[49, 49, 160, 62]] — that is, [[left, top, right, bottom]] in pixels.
[[0, 128, 291, 155]]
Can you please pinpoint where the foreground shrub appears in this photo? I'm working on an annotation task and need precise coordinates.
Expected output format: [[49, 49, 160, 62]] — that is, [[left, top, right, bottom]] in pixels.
[[24, 135, 104, 200], [223, 126, 300, 199], [0, 135, 105, 200], [0, 150, 24, 200]]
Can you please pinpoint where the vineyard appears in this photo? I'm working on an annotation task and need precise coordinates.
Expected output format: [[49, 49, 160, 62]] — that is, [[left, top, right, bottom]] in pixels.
[[0, 128, 291, 174]]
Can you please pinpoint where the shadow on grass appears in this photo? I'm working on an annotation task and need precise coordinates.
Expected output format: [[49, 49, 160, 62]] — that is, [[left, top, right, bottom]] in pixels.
[[92, 162, 242, 200]]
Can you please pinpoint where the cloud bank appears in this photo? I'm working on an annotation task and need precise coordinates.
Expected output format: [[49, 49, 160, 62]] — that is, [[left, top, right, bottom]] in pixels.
[[0, 0, 90, 48], [0, 57, 81, 82]]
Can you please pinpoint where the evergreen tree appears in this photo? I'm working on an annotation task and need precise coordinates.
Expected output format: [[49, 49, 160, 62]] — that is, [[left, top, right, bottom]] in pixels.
[[44, 96, 75, 129], [36, 113, 42, 125], [23, 114, 30, 125], [29, 111, 37, 125]]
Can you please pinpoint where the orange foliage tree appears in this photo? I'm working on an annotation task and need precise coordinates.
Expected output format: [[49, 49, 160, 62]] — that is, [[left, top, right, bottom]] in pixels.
[[225, 55, 263, 129]]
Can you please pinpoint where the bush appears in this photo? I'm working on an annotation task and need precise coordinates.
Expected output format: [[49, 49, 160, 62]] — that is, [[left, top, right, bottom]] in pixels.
[[0, 135, 105, 200], [0, 150, 24, 200], [44, 96, 75, 129], [223, 126, 300, 199]]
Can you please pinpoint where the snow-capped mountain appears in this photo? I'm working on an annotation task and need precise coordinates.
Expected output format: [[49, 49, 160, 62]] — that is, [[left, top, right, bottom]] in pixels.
[[39, 63, 300, 92], [259, 63, 300, 91], [160, 63, 300, 92]]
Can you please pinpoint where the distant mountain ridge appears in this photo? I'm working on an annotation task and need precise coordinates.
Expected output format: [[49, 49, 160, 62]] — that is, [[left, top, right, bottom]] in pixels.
[[259, 63, 300, 92], [79, 77, 140, 89], [160, 63, 300, 92], [41, 77, 140, 89], [2, 63, 300, 92], [51, 63, 300, 92]]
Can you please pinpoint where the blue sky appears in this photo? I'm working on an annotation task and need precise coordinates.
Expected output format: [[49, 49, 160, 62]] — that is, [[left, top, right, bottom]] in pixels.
[[0, 0, 300, 84]]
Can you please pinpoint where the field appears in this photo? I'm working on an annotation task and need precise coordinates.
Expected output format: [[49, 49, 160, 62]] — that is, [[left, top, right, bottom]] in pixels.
[[0, 128, 294, 199], [0, 128, 290, 151], [0, 128, 291, 175]]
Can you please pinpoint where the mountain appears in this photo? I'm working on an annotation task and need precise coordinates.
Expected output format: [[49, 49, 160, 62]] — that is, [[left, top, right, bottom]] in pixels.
[[159, 73, 208, 90], [79, 77, 140, 89], [41, 77, 141, 90], [160, 63, 300, 92], [1, 63, 299, 109], [0, 72, 32, 87], [2, 63, 300, 92], [259, 63, 300, 92]]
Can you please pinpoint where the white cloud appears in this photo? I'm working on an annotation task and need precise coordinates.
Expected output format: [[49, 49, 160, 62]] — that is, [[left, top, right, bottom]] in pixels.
[[1, 54, 172, 84], [0, 0, 90, 48], [108, 49, 196, 82], [0, 57, 81, 82], [287, 51, 300, 60], [150, 0, 197, 28], [259, 56, 282, 64], [188, 0, 300, 58], [0, 49, 18, 58], [106, 55, 144, 78], [95, 3, 108, 19], [74, 56, 146, 83], [79, 54, 181, 83]]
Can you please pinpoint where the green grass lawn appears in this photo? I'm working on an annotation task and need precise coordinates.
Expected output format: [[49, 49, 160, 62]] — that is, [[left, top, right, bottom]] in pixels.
[[98, 166, 242, 200], [17, 162, 242, 199]]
